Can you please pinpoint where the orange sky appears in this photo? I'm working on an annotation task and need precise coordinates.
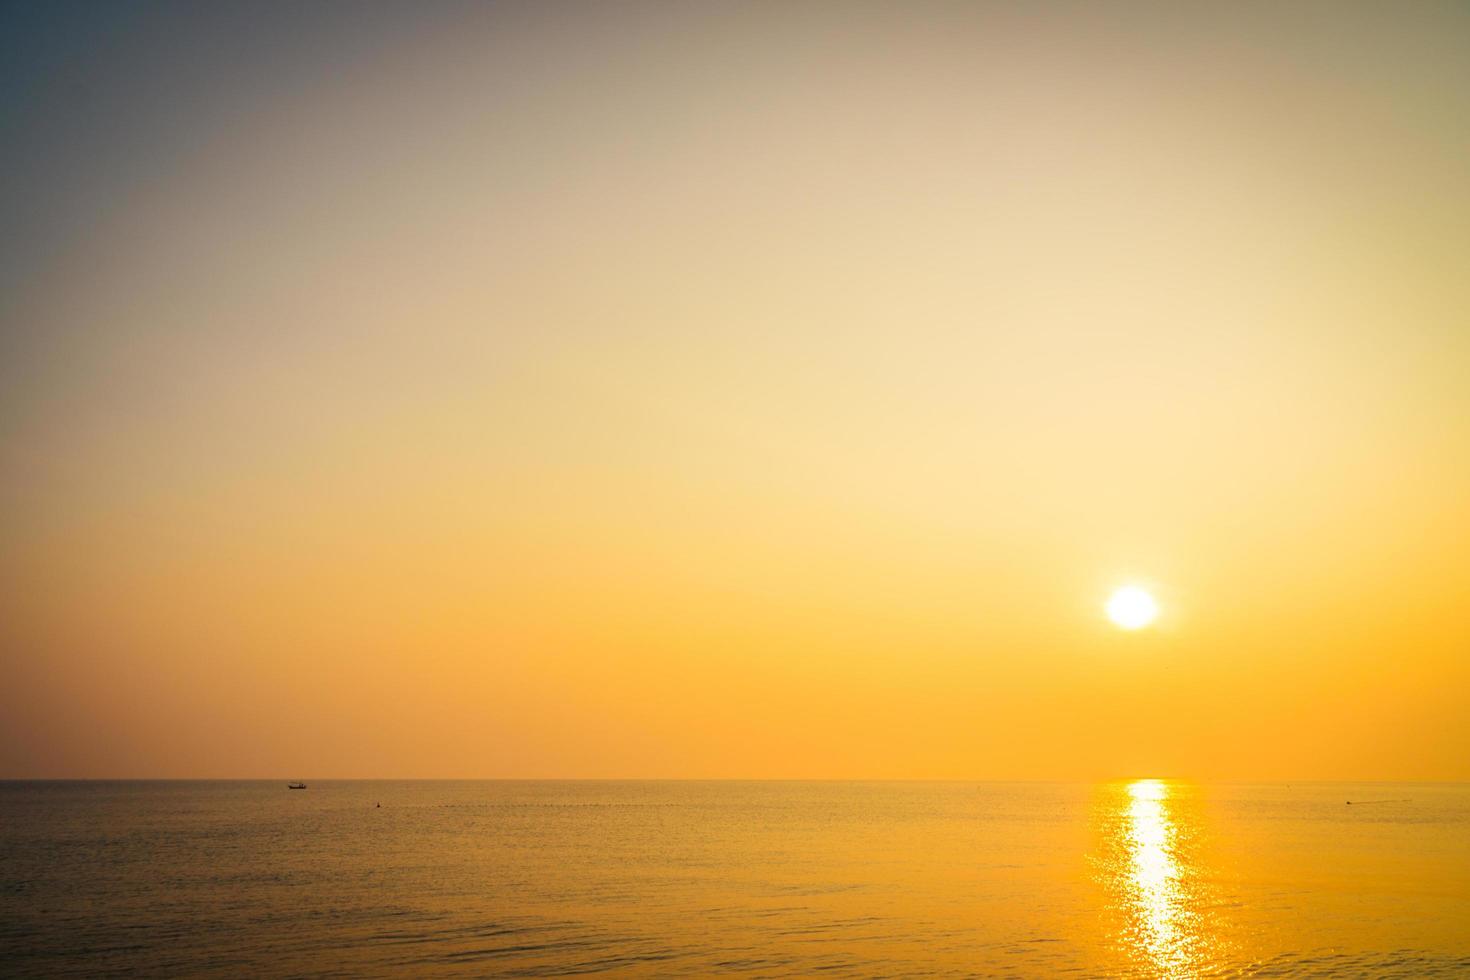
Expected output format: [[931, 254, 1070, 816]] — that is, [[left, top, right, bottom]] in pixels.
[[2, 2, 1467, 779]]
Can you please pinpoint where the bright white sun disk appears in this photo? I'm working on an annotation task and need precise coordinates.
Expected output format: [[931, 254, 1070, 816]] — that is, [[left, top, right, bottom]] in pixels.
[[1107, 586, 1159, 630]]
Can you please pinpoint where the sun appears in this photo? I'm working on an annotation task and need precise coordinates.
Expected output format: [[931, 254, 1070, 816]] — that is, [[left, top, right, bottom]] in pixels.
[[1106, 586, 1158, 630]]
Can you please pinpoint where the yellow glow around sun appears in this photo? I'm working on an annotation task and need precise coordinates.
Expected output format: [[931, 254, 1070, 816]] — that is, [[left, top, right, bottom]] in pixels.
[[1107, 587, 1159, 630]]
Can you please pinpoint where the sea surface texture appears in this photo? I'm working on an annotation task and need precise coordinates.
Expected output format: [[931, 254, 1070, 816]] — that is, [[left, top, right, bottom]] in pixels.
[[1, 781, 1467, 977]]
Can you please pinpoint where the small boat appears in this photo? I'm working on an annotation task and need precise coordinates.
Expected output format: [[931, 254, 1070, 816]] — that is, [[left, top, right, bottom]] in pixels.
[[288, 782, 307, 790]]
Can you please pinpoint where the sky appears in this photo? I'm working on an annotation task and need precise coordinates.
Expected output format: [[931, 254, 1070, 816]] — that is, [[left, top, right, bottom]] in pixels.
[[2, 1, 1467, 780]]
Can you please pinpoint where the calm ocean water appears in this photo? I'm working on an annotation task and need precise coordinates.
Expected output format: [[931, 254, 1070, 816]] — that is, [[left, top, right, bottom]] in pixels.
[[1, 781, 1467, 977]]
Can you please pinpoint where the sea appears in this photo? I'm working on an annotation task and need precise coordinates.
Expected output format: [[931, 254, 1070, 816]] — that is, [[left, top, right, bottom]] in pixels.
[[1, 780, 1467, 977]]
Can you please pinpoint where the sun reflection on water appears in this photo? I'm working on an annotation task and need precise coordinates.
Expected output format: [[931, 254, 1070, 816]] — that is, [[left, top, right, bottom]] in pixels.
[[1096, 778, 1223, 977], [1125, 779, 1187, 971]]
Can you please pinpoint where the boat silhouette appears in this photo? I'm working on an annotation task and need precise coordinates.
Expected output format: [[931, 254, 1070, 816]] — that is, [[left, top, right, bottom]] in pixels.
[[287, 782, 307, 790]]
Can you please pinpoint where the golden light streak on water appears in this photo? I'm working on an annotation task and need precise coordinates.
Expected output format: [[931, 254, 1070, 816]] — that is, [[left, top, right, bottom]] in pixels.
[[1124, 779, 1192, 975], [1094, 778, 1228, 978]]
